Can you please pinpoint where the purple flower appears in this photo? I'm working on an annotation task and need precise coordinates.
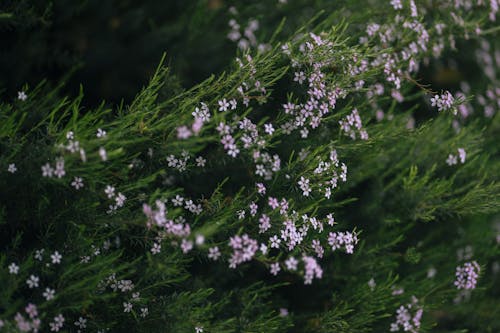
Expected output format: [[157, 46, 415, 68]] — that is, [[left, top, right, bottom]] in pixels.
[[454, 261, 480, 290]]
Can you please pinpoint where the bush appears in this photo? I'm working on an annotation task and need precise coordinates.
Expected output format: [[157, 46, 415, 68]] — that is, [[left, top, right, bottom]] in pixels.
[[1, 1, 499, 332]]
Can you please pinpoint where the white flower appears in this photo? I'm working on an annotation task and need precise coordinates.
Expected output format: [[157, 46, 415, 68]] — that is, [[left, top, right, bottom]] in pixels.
[[218, 98, 230, 112], [123, 302, 133, 313], [8, 263, 19, 274], [71, 177, 84, 189], [196, 156, 206, 167], [151, 243, 161, 255], [104, 185, 115, 198], [18, 91, 27, 101], [42, 163, 54, 177], [26, 275, 39, 288], [51, 251, 62, 264], [99, 147, 107, 161], [49, 314, 65, 332], [43, 288, 56, 300], [264, 123, 275, 135], [97, 128, 107, 138], [74, 317, 87, 329], [7, 163, 17, 173]]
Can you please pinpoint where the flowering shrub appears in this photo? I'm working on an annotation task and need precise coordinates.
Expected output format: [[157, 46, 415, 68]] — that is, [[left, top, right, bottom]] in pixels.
[[1, 1, 500, 332]]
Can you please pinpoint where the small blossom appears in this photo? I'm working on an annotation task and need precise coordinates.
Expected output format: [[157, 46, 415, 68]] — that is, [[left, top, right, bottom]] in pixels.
[[18, 91, 28, 101], [71, 177, 84, 189], [270, 262, 281, 275], [390, 0, 403, 10], [7, 163, 17, 173], [390, 297, 423, 333], [446, 154, 458, 166], [26, 275, 39, 288], [208, 246, 221, 260], [457, 148, 466, 163], [51, 251, 62, 264], [196, 156, 206, 167], [42, 163, 54, 177], [8, 262, 19, 274], [264, 123, 275, 135], [99, 147, 107, 161], [49, 314, 65, 332], [285, 256, 298, 271], [368, 278, 376, 290], [74, 317, 87, 329], [123, 302, 133, 313], [43, 288, 56, 301], [256, 182, 266, 195], [151, 243, 161, 255], [96, 128, 107, 138], [218, 98, 230, 112], [430, 91, 455, 112], [104, 185, 115, 199], [181, 239, 194, 253], [177, 125, 192, 139]]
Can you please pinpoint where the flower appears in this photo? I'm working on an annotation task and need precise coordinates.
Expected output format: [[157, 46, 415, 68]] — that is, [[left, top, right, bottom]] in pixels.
[[51, 251, 62, 264], [151, 243, 161, 255], [99, 147, 107, 161], [298, 176, 311, 196], [123, 302, 133, 313], [285, 256, 298, 271], [430, 91, 455, 112], [18, 91, 27, 101], [7, 163, 17, 173], [457, 148, 466, 163], [74, 317, 87, 329], [390, 297, 423, 333], [25, 303, 38, 319], [8, 262, 19, 274], [42, 163, 54, 177], [390, 0, 403, 10], [446, 154, 458, 166], [259, 214, 271, 233], [454, 261, 480, 290], [96, 128, 107, 138], [218, 98, 230, 112], [104, 185, 115, 198], [71, 177, 84, 189], [208, 246, 221, 260], [270, 262, 281, 275], [177, 125, 192, 139], [26, 275, 39, 288], [269, 235, 281, 248], [43, 288, 56, 301], [49, 314, 65, 332], [264, 123, 275, 135], [368, 278, 376, 290], [196, 156, 206, 167]]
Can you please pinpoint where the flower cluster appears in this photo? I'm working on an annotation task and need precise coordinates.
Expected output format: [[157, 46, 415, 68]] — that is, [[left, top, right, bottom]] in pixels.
[[327, 231, 358, 254], [228, 234, 259, 268], [446, 148, 466, 166], [339, 108, 369, 140], [454, 261, 481, 290], [390, 296, 423, 333], [430, 91, 455, 112]]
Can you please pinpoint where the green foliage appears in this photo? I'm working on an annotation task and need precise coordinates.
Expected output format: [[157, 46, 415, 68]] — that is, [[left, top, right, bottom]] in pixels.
[[1, 1, 499, 332]]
